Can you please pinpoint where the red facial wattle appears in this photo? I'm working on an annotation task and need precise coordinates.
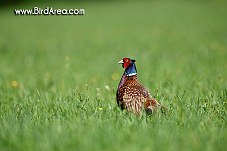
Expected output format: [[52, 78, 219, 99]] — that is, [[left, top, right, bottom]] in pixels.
[[123, 58, 131, 69]]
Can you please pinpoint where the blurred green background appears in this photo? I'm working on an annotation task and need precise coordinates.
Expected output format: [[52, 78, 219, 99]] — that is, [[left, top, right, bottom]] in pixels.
[[0, 0, 227, 151]]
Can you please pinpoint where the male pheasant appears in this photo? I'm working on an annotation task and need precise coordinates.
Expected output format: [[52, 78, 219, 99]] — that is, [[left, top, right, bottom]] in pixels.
[[116, 57, 161, 115]]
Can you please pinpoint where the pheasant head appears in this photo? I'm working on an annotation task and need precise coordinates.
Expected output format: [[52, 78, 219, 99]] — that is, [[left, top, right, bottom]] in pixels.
[[118, 58, 137, 76]]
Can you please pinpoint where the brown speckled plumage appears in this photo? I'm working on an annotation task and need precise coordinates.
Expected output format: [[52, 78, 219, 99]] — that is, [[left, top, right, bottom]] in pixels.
[[116, 58, 161, 115]]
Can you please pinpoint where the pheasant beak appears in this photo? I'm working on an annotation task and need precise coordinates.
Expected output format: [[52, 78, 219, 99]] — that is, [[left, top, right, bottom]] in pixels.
[[118, 60, 124, 64]]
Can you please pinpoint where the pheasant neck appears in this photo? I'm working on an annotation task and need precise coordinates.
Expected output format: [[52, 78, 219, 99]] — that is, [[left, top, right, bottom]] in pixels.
[[124, 63, 137, 77], [118, 63, 137, 90], [118, 74, 127, 90]]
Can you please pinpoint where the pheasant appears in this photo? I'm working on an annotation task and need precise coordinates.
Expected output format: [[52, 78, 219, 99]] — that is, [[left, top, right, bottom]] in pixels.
[[116, 57, 161, 115]]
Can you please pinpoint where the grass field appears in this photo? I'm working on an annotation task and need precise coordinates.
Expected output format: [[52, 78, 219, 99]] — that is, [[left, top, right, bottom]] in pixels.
[[0, 1, 227, 151]]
